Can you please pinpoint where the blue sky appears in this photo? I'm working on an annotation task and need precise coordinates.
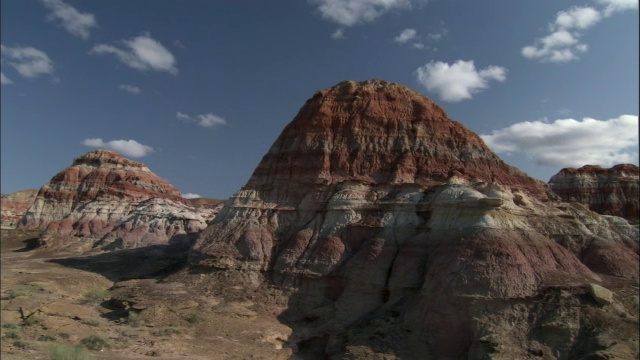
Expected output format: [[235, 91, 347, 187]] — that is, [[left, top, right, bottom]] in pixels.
[[2, 0, 638, 199]]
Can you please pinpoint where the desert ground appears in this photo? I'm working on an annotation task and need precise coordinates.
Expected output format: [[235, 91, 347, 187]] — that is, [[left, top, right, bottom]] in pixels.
[[1, 228, 295, 360]]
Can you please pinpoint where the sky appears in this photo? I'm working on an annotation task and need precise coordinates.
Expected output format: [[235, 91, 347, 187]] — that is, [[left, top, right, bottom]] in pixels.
[[1, 0, 638, 200]]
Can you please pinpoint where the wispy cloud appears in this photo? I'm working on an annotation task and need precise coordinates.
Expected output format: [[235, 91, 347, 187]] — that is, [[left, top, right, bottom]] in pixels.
[[415, 60, 507, 102], [181, 193, 202, 199], [522, 1, 637, 63], [40, 0, 97, 40], [331, 28, 346, 39], [1, 44, 55, 79], [90, 34, 178, 74], [596, 0, 638, 16], [394, 28, 417, 43], [481, 115, 639, 168], [118, 84, 141, 95], [176, 112, 227, 128], [312, 0, 422, 26], [1, 72, 12, 85], [81, 138, 154, 158]]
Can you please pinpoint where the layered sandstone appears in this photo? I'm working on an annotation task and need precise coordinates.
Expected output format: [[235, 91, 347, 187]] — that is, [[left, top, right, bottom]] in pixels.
[[549, 164, 639, 224], [1, 189, 37, 228], [189, 80, 639, 359], [19, 150, 217, 250]]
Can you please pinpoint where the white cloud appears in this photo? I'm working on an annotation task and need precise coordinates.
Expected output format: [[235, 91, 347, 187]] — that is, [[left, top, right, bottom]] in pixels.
[[1, 72, 12, 85], [523, 1, 637, 63], [412, 43, 425, 49], [1, 45, 54, 78], [394, 28, 417, 43], [555, 6, 602, 30], [312, 0, 418, 26], [481, 115, 639, 168], [118, 84, 141, 95], [415, 60, 507, 102], [181, 193, 202, 199], [197, 114, 227, 127], [40, 0, 97, 40], [595, 0, 638, 16], [176, 112, 227, 128], [90, 34, 178, 74], [81, 138, 154, 158], [331, 28, 346, 39]]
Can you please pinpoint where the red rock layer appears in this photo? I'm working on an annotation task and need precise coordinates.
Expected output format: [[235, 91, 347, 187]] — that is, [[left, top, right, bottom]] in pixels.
[[19, 149, 186, 229], [549, 164, 639, 224], [248, 79, 549, 201]]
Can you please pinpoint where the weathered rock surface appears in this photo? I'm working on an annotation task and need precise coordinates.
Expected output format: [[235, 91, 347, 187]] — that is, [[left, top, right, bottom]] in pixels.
[[19, 150, 218, 251], [190, 80, 639, 359], [549, 164, 639, 224], [1, 189, 37, 228]]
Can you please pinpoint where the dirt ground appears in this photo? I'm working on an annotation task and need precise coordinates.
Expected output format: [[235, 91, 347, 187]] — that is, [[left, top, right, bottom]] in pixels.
[[0, 229, 294, 360]]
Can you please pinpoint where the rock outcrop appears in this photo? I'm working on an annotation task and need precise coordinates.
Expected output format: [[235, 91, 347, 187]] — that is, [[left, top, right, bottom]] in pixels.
[[549, 164, 639, 224], [19, 150, 217, 251], [189, 80, 639, 359], [1, 189, 37, 229]]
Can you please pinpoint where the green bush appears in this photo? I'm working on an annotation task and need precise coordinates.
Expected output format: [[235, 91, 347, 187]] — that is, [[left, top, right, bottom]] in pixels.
[[80, 335, 108, 351], [82, 288, 110, 304], [22, 315, 43, 326], [185, 313, 199, 324], [48, 343, 95, 360], [125, 310, 143, 327], [3, 330, 21, 340], [80, 319, 100, 327], [151, 327, 182, 336], [38, 334, 56, 342], [13, 340, 30, 349], [2, 322, 17, 329]]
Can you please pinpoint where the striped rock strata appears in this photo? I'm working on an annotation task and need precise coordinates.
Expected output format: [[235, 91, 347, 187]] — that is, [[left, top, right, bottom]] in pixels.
[[1, 189, 37, 229], [189, 80, 639, 359], [19, 150, 217, 251], [549, 164, 639, 224]]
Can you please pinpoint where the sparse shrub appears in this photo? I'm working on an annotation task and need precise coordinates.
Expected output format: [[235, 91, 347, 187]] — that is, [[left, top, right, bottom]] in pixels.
[[185, 313, 199, 324], [82, 288, 110, 304], [125, 310, 143, 327], [48, 343, 95, 360], [80, 335, 109, 351], [13, 340, 30, 349], [38, 333, 56, 342], [3, 330, 21, 340], [81, 319, 100, 327], [151, 327, 182, 336], [4, 288, 28, 300], [22, 315, 43, 326], [57, 332, 70, 339], [2, 322, 17, 329]]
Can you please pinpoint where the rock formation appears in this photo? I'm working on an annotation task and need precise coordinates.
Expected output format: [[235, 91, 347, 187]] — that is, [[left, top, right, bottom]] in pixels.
[[549, 164, 639, 224], [189, 80, 639, 359], [19, 150, 218, 251], [1, 189, 37, 228]]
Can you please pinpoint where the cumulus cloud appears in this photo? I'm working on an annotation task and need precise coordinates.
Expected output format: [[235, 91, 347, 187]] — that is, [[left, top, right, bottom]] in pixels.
[[90, 34, 178, 74], [415, 60, 507, 102], [181, 193, 202, 199], [1, 72, 12, 85], [312, 0, 420, 26], [1, 45, 55, 78], [481, 115, 639, 168], [41, 0, 97, 39], [81, 138, 154, 158], [176, 112, 227, 128], [331, 28, 346, 39], [522, 1, 637, 63], [394, 28, 417, 43], [118, 84, 141, 94]]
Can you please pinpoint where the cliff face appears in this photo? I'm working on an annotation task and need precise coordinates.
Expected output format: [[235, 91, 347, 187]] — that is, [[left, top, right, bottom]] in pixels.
[[1, 189, 37, 229], [549, 164, 639, 224], [189, 80, 638, 358], [19, 150, 217, 251]]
